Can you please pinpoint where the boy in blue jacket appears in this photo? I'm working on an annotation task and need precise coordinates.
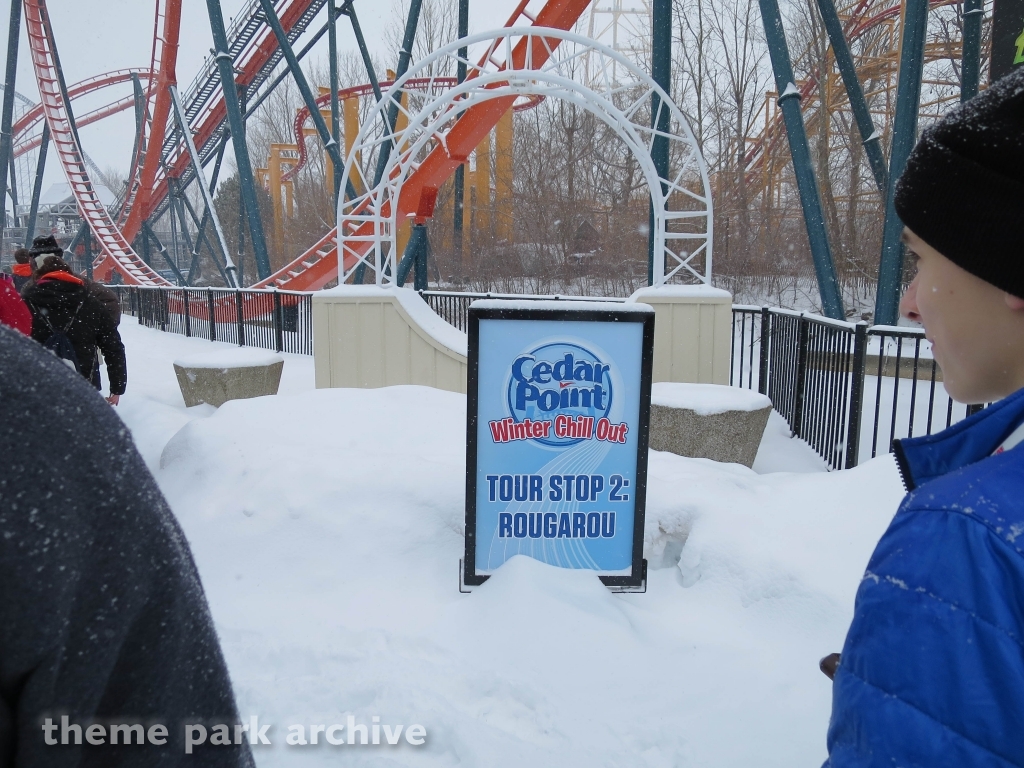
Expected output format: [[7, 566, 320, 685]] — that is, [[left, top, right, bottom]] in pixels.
[[824, 68, 1024, 764]]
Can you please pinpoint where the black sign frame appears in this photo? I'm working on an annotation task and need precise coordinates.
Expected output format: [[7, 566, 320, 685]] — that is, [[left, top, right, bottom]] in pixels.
[[463, 304, 654, 590]]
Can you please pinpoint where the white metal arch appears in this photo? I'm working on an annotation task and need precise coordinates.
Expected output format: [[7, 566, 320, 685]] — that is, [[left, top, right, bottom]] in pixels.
[[338, 26, 712, 288]]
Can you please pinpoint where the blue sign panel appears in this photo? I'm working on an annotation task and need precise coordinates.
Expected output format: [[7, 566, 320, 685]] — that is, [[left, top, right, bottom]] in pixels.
[[464, 302, 654, 589]]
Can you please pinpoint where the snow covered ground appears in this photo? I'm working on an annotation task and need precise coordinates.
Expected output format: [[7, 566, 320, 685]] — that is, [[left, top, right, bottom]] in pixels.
[[109, 317, 907, 767]]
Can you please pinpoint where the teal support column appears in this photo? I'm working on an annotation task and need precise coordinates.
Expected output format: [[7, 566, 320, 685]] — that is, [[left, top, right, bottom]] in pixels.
[[961, 0, 983, 101], [356, 0, 423, 284], [648, 0, 671, 285], [328, 0, 342, 203], [815, 0, 887, 193], [395, 223, 429, 289], [453, 0, 469, 259], [759, 0, 845, 319], [874, 0, 928, 325], [205, 0, 271, 281], [257, 0, 353, 203], [339, 1, 383, 103], [0, 0, 21, 244], [24, 123, 49, 246], [372, 0, 424, 188]]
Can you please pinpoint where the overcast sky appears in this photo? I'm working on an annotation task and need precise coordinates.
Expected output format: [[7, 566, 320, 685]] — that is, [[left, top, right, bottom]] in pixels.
[[0, 0, 519, 197]]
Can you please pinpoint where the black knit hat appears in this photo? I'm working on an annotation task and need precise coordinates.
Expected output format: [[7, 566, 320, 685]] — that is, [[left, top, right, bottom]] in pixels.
[[29, 234, 62, 258], [894, 66, 1024, 297]]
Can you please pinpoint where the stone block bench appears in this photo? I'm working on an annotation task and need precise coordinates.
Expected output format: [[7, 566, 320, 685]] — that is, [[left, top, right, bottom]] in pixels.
[[173, 348, 284, 408], [649, 383, 772, 467]]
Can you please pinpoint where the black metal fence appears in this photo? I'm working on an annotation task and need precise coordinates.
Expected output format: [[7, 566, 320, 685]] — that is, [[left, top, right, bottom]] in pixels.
[[731, 306, 977, 470], [112, 285, 976, 472], [419, 290, 625, 331], [112, 286, 314, 355]]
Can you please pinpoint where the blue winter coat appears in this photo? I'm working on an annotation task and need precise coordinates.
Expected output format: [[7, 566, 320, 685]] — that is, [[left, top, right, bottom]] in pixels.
[[826, 386, 1024, 767]]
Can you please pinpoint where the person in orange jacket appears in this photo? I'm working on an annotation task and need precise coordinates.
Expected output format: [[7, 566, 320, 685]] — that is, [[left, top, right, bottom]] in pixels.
[[10, 248, 33, 292]]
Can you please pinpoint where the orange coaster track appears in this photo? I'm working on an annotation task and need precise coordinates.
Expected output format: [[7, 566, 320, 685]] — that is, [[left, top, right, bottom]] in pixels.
[[254, 0, 594, 291], [23, 0, 590, 292]]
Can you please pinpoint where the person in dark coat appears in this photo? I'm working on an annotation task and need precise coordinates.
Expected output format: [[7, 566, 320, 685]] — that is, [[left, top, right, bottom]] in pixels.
[[0, 324, 255, 767], [10, 247, 33, 292], [22, 255, 126, 403], [824, 68, 1024, 764]]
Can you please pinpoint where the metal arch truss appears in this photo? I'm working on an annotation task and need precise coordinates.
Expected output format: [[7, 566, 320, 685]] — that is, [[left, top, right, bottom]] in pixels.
[[337, 27, 713, 289]]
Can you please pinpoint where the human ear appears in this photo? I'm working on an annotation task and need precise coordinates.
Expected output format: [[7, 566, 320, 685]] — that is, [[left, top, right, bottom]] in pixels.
[[1005, 293, 1024, 311]]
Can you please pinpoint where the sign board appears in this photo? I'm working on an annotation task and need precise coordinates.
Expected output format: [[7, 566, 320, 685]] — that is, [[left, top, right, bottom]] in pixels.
[[463, 300, 654, 590], [992, 0, 1024, 82]]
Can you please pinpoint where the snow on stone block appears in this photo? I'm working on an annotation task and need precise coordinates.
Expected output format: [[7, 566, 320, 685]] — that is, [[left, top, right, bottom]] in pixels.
[[651, 382, 771, 415], [650, 382, 772, 467], [173, 348, 285, 369], [173, 348, 284, 408]]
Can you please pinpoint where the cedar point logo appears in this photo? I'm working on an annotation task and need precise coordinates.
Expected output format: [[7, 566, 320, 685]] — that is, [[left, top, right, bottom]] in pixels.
[[497, 342, 617, 448]]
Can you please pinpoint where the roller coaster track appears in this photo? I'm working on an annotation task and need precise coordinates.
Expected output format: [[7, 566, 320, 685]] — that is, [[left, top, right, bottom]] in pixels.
[[11, 69, 154, 157], [254, 0, 595, 291], [743, 0, 958, 191], [283, 77, 545, 184], [117, 0, 181, 243], [24, 0, 169, 285], [25, 0, 585, 291], [147, 0, 327, 225]]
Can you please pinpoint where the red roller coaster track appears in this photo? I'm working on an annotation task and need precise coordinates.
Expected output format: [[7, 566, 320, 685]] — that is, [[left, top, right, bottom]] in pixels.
[[24, 0, 590, 291]]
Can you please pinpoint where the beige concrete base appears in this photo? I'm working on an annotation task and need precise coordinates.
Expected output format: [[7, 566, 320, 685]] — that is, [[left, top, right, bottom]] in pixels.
[[313, 286, 468, 393], [650, 403, 771, 467], [312, 284, 733, 395], [173, 361, 284, 407], [628, 285, 733, 385]]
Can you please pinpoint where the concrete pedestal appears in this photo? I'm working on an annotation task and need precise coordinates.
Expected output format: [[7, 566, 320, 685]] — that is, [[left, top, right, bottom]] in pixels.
[[173, 349, 284, 407], [649, 382, 772, 467]]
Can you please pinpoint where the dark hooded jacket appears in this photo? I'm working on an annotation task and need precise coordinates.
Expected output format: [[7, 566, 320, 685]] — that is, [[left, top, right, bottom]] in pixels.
[[22, 272, 126, 395], [0, 325, 254, 767]]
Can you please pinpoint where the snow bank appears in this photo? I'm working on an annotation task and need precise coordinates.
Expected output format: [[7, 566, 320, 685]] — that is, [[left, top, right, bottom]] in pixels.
[[112, 318, 905, 767], [651, 382, 771, 415]]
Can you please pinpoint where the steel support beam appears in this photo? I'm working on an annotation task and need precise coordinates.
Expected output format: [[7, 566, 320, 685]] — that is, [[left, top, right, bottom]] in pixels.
[[372, 0, 424, 188], [874, 0, 927, 325], [356, 0, 423, 284], [395, 223, 429, 289], [0, 0, 21, 242], [257, 0, 344, 174], [187, 134, 230, 286], [453, 0, 469, 259], [170, 85, 238, 287], [24, 123, 49, 246], [205, 0, 271, 281], [142, 220, 186, 285], [961, 0, 983, 101], [118, 72, 148, 222], [328, 0, 342, 203], [6, 152, 16, 228], [759, 0, 845, 319], [243, 21, 330, 120], [648, 0, 671, 285], [339, 2, 383, 104], [815, 0, 887, 193]]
